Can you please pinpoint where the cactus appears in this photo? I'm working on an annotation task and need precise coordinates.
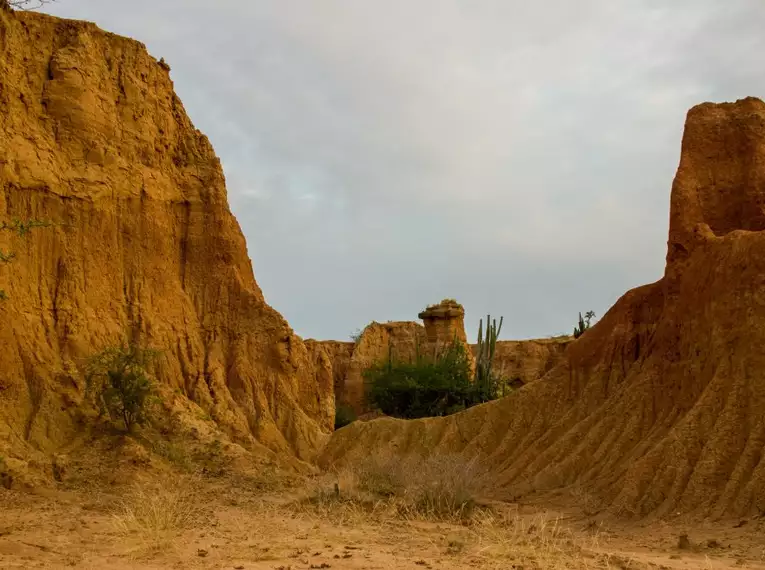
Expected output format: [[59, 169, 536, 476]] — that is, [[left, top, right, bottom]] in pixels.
[[474, 314, 503, 398], [573, 310, 596, 339]]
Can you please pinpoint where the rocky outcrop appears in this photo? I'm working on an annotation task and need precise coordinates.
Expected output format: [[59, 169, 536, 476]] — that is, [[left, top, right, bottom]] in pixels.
[[420, 298, 476, 376], [322, 98, 765, 519], [486, 337, 571, 389], [666, 97, 765, 272], [418, 299, 468, 344], [305, 340, 355, 411], [0, 9, 333, 468]]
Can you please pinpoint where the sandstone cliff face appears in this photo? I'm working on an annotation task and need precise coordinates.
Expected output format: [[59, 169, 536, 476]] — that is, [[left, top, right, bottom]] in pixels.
[[0, 10, 332, 466], [323, 98, 765, 519], [485, 337, 571, 389], [305, 340, 355, 413]]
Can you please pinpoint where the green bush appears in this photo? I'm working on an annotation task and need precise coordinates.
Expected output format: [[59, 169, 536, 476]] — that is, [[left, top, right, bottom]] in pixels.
[[335, 403, 357, 430], [85, 341, 160, 432], [364, 341, 490, 419]]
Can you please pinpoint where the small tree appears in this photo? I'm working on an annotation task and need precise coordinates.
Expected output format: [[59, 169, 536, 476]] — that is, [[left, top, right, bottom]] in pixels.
[[85, 341, 160, 432]]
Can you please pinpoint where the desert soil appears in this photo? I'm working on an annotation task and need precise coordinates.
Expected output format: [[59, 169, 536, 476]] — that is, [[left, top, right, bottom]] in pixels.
[[1, 477, 764, 570]]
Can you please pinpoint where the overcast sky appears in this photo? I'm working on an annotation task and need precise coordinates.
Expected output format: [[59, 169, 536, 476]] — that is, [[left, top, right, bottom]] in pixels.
[[44, 1, 765, 341]]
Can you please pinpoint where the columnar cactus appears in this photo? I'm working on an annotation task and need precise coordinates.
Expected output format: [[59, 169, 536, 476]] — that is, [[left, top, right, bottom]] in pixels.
[[474, 314, 503, 397]]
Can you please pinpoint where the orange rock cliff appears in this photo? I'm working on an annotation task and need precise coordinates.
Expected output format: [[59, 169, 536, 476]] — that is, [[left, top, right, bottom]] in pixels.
[[6, 7, 765, 523], [0, 8, 574, 468], [0, 9, 333, 469], [322, 97, 765, 519]]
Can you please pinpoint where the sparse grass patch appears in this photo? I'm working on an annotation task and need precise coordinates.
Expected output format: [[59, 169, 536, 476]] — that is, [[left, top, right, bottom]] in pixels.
[[294, 455, 617, 567], [464, 509, 611, 569], [150, 439, 194, 472], [217, 466, 300, 501], [112, 476, 204, 545], [300, 453, 489, 522]]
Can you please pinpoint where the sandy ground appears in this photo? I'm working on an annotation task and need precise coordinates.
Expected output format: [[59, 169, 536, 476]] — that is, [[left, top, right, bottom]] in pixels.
[[1, 475, 765, 570]]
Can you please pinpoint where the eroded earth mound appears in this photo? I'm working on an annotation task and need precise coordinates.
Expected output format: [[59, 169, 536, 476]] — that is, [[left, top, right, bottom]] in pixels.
[[322, 97, 765, 519], [0, 9, 333, 475]]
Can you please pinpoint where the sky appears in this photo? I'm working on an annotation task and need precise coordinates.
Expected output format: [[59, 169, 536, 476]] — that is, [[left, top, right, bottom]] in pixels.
[[43, 0, 765, 341]]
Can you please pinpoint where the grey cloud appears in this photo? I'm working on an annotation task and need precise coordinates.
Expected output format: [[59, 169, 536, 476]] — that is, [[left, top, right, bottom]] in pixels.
[[45, 0, 765, 340]]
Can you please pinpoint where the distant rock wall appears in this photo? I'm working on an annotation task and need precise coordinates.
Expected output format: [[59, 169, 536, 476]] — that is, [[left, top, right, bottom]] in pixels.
[[485, 338, 571, 389], [318, 306, 568, 416]]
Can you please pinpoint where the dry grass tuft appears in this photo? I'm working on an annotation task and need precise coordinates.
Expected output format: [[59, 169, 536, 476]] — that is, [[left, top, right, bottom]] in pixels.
[[456, 509, 625, 569], [468, 510, 575, 567], [299, 453, 489, 522], [112, 475, 203, 541]]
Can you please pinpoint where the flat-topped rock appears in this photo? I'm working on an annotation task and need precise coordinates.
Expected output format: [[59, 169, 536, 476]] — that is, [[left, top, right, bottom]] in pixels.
[[418, 299, 468, 344]]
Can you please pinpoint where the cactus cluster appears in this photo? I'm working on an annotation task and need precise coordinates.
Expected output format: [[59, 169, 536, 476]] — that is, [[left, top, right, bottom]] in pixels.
[[474, 314, 503, 397], [573, 310, 596, 339]]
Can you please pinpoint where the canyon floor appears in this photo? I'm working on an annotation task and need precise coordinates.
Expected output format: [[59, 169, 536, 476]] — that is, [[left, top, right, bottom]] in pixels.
[[2, 463, 765, 570]]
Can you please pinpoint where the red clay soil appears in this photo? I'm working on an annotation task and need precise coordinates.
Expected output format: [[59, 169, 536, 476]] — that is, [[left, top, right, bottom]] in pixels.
[[321, 97, 765, 520]]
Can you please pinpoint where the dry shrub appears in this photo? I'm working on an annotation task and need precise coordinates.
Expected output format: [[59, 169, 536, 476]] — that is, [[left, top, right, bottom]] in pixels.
[[112, 476, 202, 541], [304, 453, 489, 521], [295, 468, 392, 526], [465, 509, 611, 569]]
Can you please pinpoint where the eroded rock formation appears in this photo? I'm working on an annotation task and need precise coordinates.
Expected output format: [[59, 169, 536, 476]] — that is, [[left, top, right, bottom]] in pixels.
[[322, 97, 765, 519], [0, 9, 332, 469], [418, 299, 468, 344], [305, 340, 355, 413], [485, 338, 570, 389]]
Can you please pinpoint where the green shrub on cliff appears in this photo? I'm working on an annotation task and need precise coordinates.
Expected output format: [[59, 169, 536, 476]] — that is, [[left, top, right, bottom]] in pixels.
[[364, 340, 489, 419], [85, 341, 161, 432]]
